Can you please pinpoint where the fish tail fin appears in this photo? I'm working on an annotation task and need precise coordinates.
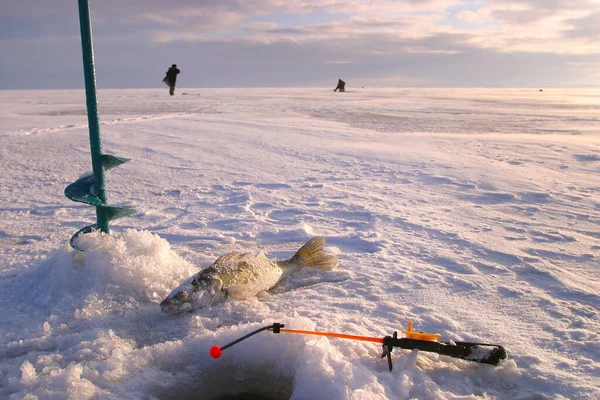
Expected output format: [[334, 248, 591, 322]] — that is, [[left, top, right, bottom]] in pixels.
[[291, 237, 339, 270]]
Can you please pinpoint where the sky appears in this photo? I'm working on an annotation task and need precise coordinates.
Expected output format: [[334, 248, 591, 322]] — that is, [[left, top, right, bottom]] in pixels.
[[1, 0, 599, 89]]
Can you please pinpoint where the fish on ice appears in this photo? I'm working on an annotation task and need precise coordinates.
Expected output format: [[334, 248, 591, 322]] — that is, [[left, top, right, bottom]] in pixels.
[[160, 237, 339, 314]]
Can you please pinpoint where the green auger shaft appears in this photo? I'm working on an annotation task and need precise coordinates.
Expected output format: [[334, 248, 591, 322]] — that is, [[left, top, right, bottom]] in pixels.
[[65, 0, 135, 251], [78, 0, 108, 233]]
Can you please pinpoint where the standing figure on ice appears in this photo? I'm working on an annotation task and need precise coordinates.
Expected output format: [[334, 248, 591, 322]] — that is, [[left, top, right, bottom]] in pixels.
[[334, 79, 346, 92], [163, 64, 180, 96]]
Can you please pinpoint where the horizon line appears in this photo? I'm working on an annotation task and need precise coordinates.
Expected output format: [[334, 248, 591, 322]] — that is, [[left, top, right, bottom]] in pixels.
[[1, 85, 599, 91]]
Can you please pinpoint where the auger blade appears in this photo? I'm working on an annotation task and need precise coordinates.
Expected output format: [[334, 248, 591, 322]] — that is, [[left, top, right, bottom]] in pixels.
[[64, 175, 104, 206], [66, 154, 135, 251], [102, 154, 131, 171], [69, 205, 136, 251], [69, 224, 98, 251], [104, 205, 136, 222]]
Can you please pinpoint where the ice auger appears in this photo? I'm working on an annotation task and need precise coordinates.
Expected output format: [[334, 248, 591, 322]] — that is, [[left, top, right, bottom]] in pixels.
[[210, 322, 507, 371], [65, 0, 135, 251], [65, 156, 136, 250]]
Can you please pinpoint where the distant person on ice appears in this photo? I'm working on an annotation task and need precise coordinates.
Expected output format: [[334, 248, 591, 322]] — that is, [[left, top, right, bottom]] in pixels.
[[163, 64, 180, 96], [334, 79, 346, 92]]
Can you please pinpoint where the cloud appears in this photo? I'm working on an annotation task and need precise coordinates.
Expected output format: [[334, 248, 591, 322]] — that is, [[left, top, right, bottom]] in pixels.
[[1, 0, 599, 88], [564, 11, 600, 39], [263, 17, 411, 37], [1, 0, 457, 19], [448, 0, 600, 54], [456, 10, 486, 24], [359, 73, 433, 86], [567, 60, 600, 78]]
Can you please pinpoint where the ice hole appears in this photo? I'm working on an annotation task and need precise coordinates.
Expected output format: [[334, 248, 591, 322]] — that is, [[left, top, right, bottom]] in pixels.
[[151, 363, 294, 400]]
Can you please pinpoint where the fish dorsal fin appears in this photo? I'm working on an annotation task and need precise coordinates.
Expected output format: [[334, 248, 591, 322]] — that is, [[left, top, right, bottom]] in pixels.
[[257, 250, 267, 259], [239, 252, 255, 263], [213, 252, 242, 265]]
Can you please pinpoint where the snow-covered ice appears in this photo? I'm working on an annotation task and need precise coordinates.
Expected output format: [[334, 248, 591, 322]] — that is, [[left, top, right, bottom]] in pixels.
[[1, 87, 599, 399]]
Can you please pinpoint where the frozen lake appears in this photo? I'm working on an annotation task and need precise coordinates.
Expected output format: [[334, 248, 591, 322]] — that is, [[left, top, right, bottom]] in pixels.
[[1, 88, 599, 399]]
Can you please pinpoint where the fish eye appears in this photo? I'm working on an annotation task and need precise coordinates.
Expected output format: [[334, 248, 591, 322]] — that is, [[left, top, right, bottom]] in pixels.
[[174, 292, 189, 302]]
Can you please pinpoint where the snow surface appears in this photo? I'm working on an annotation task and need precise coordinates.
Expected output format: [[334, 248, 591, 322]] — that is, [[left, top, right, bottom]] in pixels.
[[1, 87, 599, 399]]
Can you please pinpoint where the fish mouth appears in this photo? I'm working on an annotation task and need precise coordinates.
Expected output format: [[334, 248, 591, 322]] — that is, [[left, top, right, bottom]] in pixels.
[[160, 291, 192, 314], [160, 300, 190, 314], [160, 278, 226, 314], [160, 301, 192, 314], [160, 289, 219, 314]]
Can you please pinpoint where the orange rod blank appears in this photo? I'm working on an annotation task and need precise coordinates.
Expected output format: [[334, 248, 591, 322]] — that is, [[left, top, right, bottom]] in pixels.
[[270, 328, 384, 344]]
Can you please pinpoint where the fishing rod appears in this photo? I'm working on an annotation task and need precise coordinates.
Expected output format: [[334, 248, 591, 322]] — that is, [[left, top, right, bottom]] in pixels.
[[210, 322, 507, 371]]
